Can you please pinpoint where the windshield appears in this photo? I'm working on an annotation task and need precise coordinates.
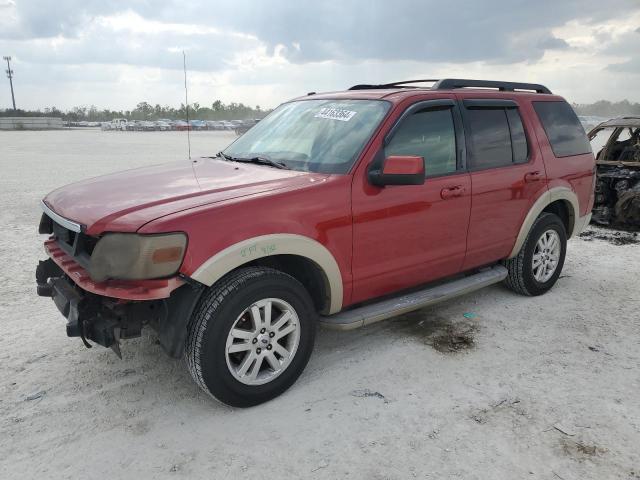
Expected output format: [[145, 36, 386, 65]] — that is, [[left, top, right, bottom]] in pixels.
[[223, 99, 390, 173]]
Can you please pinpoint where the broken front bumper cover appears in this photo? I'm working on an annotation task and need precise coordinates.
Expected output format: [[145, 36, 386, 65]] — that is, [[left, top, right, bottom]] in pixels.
[[36, 258, 148, 356], [36, 255, 204, 358]]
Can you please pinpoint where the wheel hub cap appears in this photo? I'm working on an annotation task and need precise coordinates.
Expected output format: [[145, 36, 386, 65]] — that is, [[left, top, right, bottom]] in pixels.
[[532, 229, 561, 283], [225, 298, 300, 386]]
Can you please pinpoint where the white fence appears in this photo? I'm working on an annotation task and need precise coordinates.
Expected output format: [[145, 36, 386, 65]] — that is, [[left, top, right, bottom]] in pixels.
[[0, 117, 64, 130]]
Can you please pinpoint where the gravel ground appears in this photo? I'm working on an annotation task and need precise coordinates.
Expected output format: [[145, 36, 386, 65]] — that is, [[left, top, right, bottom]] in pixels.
[[1, 129, 639, 480]]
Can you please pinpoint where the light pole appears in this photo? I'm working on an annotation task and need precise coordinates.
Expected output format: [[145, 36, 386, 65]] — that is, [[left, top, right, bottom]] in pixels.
[[4, 56, 16, 111]]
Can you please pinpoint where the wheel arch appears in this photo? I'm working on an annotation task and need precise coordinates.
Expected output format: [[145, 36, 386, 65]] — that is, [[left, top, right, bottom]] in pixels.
[[190, 234, 343, 314], [508, 187, 579, 259]]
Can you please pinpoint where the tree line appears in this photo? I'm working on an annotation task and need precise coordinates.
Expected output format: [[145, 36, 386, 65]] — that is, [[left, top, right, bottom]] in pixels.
[[3, 98, 640, 121], [0, 100, 268, 121], [571, 100, 640, 117]]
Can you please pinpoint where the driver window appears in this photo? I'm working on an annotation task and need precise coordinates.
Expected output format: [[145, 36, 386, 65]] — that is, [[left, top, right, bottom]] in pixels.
[[385, 107, 457, 176]]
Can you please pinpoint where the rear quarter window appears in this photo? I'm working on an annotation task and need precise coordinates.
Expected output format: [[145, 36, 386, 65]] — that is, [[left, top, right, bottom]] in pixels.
[[533, 101, 591, 157]]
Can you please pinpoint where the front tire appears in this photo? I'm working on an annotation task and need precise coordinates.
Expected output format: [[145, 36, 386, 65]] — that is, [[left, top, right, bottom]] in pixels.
[[185, 267, 316, 407], [504, 213, 567, 296]]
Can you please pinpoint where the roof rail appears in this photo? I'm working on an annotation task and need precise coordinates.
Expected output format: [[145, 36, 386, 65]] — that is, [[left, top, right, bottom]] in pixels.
[[348, 79, 438, 90], [433, 78, 551, 94], [348, 78, 552, 94]]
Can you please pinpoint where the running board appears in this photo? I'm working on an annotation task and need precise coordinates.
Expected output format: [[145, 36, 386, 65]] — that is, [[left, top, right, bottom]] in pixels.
[[319, 265, 508, 330]]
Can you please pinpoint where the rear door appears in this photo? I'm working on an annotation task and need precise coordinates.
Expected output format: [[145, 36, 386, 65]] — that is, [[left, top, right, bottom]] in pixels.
[[460, 97, 548, 270]]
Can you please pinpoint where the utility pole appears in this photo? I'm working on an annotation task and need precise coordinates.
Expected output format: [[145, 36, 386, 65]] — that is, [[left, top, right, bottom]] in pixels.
[[4, 56, 16, 111]]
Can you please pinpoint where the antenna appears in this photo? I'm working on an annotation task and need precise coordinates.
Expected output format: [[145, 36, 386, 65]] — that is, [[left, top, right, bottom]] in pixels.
[[183, 50, 191, 159]]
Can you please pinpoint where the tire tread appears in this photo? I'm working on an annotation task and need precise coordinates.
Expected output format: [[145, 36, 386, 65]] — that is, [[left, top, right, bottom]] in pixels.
[[185, 267, 289, 398], [504, 213, 563, 296]]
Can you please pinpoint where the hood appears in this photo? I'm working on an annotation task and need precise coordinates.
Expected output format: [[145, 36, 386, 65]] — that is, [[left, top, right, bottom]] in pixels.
[[44, 158, 326, 235]]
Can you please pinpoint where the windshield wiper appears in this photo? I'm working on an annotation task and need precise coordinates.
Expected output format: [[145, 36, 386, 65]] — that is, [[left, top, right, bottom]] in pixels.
[[216, 151, 289, 170]]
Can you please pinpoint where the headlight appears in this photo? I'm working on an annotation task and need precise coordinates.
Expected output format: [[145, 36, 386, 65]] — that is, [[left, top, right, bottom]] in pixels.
[[88, 233, 187, 282]]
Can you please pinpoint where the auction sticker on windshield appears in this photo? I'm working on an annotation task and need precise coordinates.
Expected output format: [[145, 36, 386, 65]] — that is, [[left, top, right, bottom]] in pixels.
[[314, 107, 357, 122]]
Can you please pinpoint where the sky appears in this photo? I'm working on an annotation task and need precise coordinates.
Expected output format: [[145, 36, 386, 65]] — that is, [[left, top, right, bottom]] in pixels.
[[1, 0, 639, 111]]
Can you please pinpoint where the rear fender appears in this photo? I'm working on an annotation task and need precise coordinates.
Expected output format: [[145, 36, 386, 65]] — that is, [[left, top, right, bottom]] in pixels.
[[508, 187, 580, 258]]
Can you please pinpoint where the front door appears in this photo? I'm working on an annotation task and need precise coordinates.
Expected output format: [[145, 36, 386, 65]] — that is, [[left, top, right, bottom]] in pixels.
[[351, 98, 471, 304]]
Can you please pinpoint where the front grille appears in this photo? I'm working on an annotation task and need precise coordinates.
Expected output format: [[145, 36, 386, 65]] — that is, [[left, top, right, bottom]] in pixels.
[[42, 212, 96, 269]]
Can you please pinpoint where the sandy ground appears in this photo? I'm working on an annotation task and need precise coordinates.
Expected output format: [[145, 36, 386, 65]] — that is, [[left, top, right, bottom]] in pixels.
[[1, 129, 639, 480]]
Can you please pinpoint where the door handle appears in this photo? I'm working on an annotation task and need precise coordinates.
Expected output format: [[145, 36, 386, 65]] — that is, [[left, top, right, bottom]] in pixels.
[[524, 171, 543, 183], [441, 185, 465, 200]]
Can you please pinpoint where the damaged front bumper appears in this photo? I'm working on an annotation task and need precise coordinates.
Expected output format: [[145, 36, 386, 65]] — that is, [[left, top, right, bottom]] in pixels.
[[37, 258, 156, 357], [36, 257, 203, 358]]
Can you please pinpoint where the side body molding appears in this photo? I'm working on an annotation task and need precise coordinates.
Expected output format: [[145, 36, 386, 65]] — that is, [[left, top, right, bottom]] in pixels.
[[508, 186, 580, 259], [190, 234, 344, 314]]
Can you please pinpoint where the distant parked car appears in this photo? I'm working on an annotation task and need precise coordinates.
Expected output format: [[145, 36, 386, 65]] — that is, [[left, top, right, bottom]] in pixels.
[[235, 119, 260, 135], [125, 121, 139, 131], [105, 118, 128, 131], [174, 120, 191, 131], [155, 121, 172, 131], [205, 120, 225, 130], [189, 120, 207, 131], [220, 121, 235, 130], [139, 121, 157, 131]]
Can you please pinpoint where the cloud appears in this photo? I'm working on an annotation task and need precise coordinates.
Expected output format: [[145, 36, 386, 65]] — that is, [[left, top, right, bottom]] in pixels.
[[5, 0, 638, 64], [1, 0, 639, 109]]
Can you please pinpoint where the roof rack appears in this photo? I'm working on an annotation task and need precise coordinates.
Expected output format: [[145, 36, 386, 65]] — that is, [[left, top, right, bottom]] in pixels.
[[349, 79, 439, 90], [348, 78, 552, 94]]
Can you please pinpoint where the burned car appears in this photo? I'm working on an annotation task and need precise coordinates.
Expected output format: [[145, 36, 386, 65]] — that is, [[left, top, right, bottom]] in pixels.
[[588, 116, 640, 227]]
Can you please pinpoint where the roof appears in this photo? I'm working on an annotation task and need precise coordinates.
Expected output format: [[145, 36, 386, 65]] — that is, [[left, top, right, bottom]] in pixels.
[[593, 116, 640, 129]]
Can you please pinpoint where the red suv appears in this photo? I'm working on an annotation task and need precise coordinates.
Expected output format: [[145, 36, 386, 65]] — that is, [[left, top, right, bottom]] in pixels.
[[36, 79, 595, 407]]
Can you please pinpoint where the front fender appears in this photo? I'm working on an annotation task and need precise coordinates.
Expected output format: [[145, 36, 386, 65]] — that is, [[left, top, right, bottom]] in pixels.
[[190, 234, 344, 314]]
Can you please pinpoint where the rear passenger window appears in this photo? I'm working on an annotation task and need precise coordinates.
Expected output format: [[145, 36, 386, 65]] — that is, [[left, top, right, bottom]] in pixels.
[[466, 107, 529, 169], [533, 101, 591, 157], [385, 107, 457, 176]]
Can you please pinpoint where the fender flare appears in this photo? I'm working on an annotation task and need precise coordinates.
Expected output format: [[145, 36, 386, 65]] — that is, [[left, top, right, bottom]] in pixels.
[[190, 234, 344, 314], [508, 187, 579, 258]]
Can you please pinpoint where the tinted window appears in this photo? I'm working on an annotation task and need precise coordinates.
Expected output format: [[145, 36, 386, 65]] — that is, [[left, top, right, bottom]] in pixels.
[[533, 101, 591, 157], [467, 109, 513, 169], [385, 108, 457, 176], [506, 109, 528, 163]]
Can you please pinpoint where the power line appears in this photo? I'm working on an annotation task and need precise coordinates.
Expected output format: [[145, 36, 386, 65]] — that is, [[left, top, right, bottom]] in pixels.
[[3, 56, 16, 111]]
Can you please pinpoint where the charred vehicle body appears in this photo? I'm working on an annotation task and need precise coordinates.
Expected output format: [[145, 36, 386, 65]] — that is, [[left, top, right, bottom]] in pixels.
[[588, 116, 640, 227]]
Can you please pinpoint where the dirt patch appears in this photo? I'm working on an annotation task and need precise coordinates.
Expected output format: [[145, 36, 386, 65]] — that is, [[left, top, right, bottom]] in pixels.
[[393, 312, 478, 353], [469, 398, 528, 425], [349, 389, 389, 403], [579, 229, 639, 245], [561, 438, 608, 459], [431, 323, 477, 353]]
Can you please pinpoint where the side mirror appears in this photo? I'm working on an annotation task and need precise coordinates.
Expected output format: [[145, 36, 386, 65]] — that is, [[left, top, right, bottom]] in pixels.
[[369, 155, 425, 186]]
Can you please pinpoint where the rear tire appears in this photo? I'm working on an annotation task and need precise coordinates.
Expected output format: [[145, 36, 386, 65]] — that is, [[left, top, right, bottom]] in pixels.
[[185, 267, 316, 407], [504, 213, 567, 296]]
